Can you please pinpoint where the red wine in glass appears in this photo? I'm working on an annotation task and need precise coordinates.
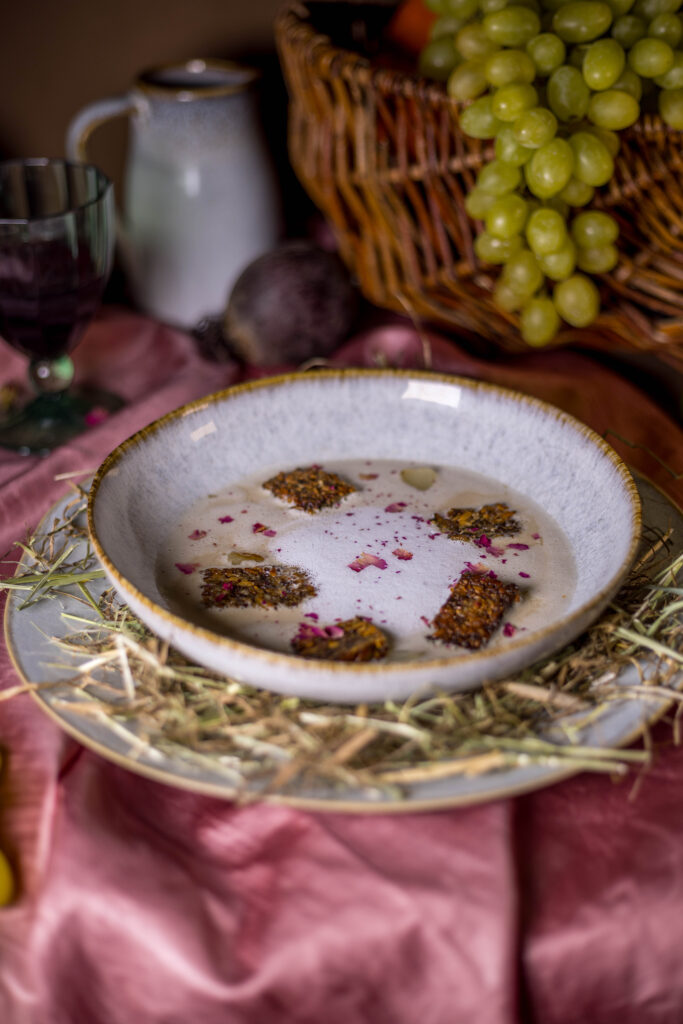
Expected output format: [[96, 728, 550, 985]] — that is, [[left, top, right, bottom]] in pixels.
[[0, 159, 119, 454]]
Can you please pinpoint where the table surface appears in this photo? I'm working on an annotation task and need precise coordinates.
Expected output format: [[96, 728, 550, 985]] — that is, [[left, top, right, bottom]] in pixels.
[[1, 307, 683, 1024]]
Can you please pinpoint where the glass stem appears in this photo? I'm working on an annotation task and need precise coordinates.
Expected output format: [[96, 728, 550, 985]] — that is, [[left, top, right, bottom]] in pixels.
[[28, 355, 75, 396]]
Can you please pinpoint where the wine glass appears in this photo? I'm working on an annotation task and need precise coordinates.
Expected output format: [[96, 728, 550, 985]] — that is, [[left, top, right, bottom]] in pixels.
[[0, 158, 120, 454]]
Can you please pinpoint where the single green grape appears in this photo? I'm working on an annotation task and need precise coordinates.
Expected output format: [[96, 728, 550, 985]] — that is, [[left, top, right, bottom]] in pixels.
[[483, 6, 542, 46], [611, 13, 647, 45], [526, 206, 568, 253], [553, 273, 601, 325], [611, 67, 644, 96], [569, 130, 615, 184], [521, 295, 561, 343], [607, 0, 636, 15], [576, 244, 620, 271], [456, 22, 502, 59], [659, 85, 683, 124], [502, 248, 545, 295], [493, 279, 525, 311], [648, 12, 683, 45], [526, 32, 567, 74], [419, 38, 461, 81], [460, 95, 505, 136], [570, 209, 620, 246], [492, 82, 539, 119], [430, 14, 468, 40], [447, 59, 489, 100], [495, 125, 536, 164], [587, 88, 641, 126], [582, 38, 626, 88], [539, 238, 577, 279], [485, 193, 531, 236], [475, 231, 526, 263], [484, 48, 538, 85], [633, 0, 681, 20], [513, 105, 559, 144], [477, 159, 523, 193], [479, 0, 509, 13], [654, 49, 683, 85], [444, 0, 480, 16], [547, 64, 591, 119], [525, 137, 575, 196], [559, 176, 596, 204], [582, 123, 622, 155], [465, 187, 500, 218], [628, 36, 675, 74], [553, 2, 614, 43]]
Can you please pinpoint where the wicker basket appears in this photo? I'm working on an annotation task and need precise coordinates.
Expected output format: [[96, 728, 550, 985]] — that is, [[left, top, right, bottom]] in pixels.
[[275, 1, 683, 363]]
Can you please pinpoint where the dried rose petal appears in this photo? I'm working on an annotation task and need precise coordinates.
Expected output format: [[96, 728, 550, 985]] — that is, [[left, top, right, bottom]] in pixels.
[[358, 473, 378, 480], [384, 502, 407, 513], [507, 543, 529, 551], [218, 515, 234, 524], [324, 625, 345, 639], [475, 535, 505, 557], [348, 552, 388, 572], [400, 466, 437, 491], [503, 623, 517, 637], [263, 529, 277, 538], [175, 562, 199, 575], [464, 561, 488, 575], [188, 529, 207, 540], [393, 548, 413, 561], [84, 406, 109, 427], [519, 571, 530, 579]]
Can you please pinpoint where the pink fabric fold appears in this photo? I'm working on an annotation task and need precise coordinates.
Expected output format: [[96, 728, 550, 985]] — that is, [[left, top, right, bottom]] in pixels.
[[0, 308, 682, 1024]]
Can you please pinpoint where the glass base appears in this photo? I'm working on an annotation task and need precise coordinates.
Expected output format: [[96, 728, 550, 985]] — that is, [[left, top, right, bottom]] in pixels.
[[0, 387, 124, 456]]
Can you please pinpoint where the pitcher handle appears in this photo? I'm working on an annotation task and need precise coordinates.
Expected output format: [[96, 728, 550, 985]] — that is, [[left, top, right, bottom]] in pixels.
[[65, 94, 137, 162]]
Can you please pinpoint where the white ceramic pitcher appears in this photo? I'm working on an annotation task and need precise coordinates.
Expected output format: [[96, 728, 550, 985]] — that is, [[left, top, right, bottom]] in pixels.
[[66, 59, 281, 329]]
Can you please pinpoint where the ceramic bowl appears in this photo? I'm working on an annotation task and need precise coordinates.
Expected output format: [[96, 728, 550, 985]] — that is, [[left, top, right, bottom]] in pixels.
[[88, 370, 641, 703]]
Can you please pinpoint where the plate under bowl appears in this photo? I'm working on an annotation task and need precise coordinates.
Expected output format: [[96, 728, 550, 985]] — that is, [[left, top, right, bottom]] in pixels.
[[88, 370, 641, 703]]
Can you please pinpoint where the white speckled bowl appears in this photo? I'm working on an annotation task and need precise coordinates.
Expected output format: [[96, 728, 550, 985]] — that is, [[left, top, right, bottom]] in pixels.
[[88, 370, 641, 703]]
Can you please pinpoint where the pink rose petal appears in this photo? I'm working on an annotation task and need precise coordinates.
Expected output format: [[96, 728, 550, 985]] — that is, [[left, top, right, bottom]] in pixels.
[[348, 552, 388, 573], [384, 502, 407, 513], [503, 623, 517, 637], [175, 562, 199, 575], [218, 515, 234, 524], [392, 548, 413, 561], [188, 529, 207, 540], [84, 406, 110, 427]]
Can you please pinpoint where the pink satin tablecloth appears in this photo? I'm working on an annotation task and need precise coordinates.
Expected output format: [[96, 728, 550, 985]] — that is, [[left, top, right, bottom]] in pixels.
[[2, 309, 683, 1024]]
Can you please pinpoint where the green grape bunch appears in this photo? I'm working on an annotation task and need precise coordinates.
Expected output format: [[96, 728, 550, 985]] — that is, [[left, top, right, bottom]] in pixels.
[[418, 0, 683, 346]]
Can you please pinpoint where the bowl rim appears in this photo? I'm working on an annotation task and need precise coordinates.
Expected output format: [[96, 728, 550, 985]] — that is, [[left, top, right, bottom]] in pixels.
[[88, 367, 642, 678]]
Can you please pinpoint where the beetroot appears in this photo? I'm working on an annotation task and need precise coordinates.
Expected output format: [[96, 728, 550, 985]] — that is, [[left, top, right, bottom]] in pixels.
[[223, 240, 357, 366]]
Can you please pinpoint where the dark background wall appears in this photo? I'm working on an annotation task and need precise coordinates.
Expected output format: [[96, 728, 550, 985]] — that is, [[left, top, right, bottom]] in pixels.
[[1, 1, 284, 157], [0, 0, 306, 227]]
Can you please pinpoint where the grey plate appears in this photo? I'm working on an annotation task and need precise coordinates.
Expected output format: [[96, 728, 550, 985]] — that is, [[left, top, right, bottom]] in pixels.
[[4, 475, 681, 813]]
